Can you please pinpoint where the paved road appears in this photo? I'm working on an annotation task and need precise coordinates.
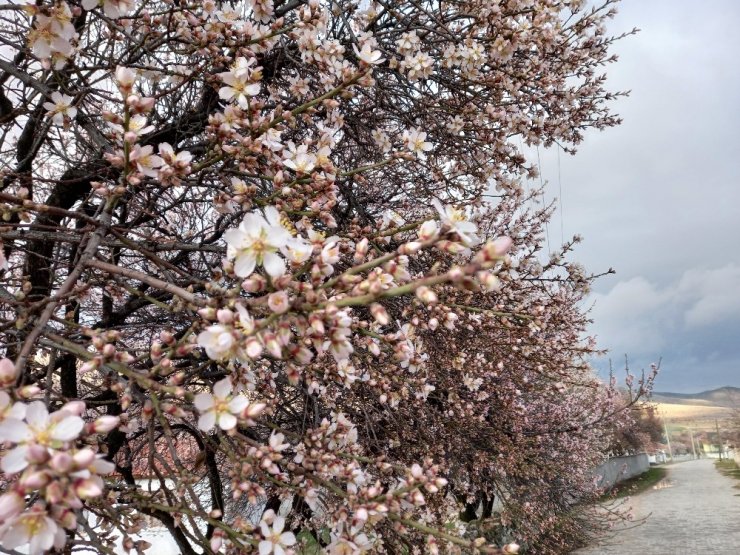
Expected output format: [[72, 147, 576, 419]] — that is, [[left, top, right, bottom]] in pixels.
[[575, 459, 740, 554]]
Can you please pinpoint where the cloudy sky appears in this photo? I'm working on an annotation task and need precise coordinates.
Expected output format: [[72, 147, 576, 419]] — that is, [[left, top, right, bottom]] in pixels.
[[534, 1, 740, 393]]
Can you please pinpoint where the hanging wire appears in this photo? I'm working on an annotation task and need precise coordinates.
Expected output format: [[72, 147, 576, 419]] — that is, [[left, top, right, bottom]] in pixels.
[[558, 144, 564, 245], [536, 145, 551, 253]]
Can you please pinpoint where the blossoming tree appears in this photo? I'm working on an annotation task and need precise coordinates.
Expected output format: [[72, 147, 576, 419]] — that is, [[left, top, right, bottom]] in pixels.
[[0, 0, 649, 553]]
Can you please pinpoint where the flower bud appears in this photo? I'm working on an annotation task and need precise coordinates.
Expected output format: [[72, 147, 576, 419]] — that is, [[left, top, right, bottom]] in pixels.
[[418, 220, 439, 241], [102, 343, 116, 359], [399, 241, 422, 255], [354, 238, 369, 263], [160, 330, 175, 344], [50, 452, 73, 473], [20, 470, 50, 489], [198, 307, 217, 320], [268, 291, 290, 314], [245, 337, 263, 359], [263, 334, 282, 359], [27, 444, 50, 464], [216, 308, 234, 324], [92, 415, 120, 434], [370, 303, 390, 325], [75, 477, 103, 499], [479, 236, 513, 262], [73, 449, 96, 468], [477, 271, 501, 292], [242, 275, 266, 293], [61, 400, 86, 416], [415, 286, 438, 304], [243, 402, 267, 420], [115, 66, 137, 94], [0, 358, 18, 387]]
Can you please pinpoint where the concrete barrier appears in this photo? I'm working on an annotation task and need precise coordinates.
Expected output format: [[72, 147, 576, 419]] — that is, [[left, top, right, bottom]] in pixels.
[[593, 454, 650, 490]]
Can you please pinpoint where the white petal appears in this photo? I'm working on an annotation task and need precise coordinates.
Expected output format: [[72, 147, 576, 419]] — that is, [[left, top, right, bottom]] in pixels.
[[218, 87, 236, 101], [8, 402, 26, 421], [228, 396, 248, 413], [263, 206, 280, 227], [223, 228, 247, 249], [273, 516, 285, 533], [280, 532, 296, 547], [234, 253, 257, 278], [1, 517, 30, 549], [28, 519, 55, 554], [258, 540, 273, 555], [431, 198, 445, 218], [25, 401, 49, 427], [245, 83, 261, 96], [213, 378, 232, 399], [262, 252, 285, 278], [218, 412, 237, 431], [0, 419, 31, 443], [1, 445, 29, 474], [194, 392, 215, 411], [51, 415, 84, 441], [198, 411, 217, 431]]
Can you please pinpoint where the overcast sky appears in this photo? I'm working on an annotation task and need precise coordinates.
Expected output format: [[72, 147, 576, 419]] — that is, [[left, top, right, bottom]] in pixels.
[[534, 0, 740, 393]]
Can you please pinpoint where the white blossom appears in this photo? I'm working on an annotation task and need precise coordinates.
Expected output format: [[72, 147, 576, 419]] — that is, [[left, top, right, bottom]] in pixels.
[[197, 324, 235, 360], [432, 199, 479, 246], [218, 58, 262, 108], [402, 128, 433, 158], [81, 0, 135, 19], [353, 43, 384, 65], [258, 513, 296, 555], [0, 402, 84, 474], [43, 92, 76, 126], [0, 506, 65, 555], [224, 207, 292, 278], [194, 378, 249, 431]]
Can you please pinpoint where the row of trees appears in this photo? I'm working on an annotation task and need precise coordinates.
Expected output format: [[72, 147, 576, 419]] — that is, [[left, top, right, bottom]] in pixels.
[[0, 0, 652, 553]]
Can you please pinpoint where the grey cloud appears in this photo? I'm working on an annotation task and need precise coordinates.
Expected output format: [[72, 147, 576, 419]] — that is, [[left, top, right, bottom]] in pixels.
[[588, 265, 740, 392], [529, 1, 740, 391]]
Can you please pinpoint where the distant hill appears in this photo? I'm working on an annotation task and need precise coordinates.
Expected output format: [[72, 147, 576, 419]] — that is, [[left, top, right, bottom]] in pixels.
[[651, 386, 740, 408]]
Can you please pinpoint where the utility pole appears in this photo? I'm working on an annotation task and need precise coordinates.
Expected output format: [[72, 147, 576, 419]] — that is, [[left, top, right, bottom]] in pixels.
[[688, 426, 697, 460], [716, 419, 722, 460], [664, 419, 673, 462]]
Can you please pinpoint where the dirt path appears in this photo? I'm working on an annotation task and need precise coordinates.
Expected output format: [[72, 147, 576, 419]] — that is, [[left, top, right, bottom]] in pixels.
[[574, 459, 740, 554]]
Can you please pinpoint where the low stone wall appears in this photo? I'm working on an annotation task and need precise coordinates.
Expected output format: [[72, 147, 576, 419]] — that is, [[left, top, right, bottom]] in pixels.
[[593, 454, 650, 490]]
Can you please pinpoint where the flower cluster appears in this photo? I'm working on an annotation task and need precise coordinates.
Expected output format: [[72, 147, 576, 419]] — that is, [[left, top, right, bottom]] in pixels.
[[0, 0, 637, 553], [0, 361, 115, 554]]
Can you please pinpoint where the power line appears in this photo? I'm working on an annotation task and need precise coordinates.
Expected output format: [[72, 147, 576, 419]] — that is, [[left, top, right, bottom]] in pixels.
[[536, 145, 551, 253], [557, 144, 564, 245]]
